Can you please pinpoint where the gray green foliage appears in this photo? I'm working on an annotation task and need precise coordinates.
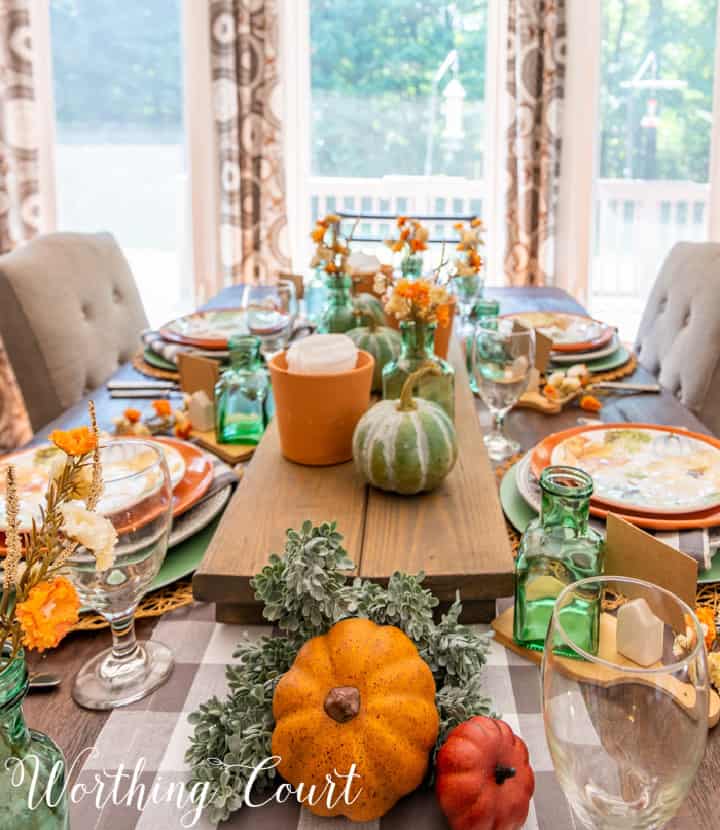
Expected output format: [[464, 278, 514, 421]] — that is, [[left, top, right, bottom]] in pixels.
[[185, 520, 494, 821]]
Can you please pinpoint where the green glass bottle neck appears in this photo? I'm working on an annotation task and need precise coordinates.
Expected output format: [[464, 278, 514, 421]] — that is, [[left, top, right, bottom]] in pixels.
[[0, 652, 30, 752], [539, 467, 593, 535], [227, 336, 262, 370], [325, 273, 352, 303], [401, 252, 423, 278], [399, 321, 436, 358]]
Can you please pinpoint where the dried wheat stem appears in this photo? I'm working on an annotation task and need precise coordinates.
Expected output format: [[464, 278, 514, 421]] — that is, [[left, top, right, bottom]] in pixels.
[[3, 465, 22, 592], [86, 400, 103, 510]]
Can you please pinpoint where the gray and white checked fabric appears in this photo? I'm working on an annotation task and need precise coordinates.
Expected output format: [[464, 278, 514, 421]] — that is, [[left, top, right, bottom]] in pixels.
[[69, 602, 577, 830]]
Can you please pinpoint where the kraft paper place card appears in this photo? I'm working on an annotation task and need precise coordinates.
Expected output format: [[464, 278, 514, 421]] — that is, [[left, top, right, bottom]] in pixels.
[[178, 353, 219, 399], [605, 513, 697, 630], [511, 321, 552, 374]]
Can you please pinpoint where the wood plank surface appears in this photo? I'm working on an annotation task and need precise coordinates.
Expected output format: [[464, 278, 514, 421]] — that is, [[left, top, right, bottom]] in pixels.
[[193, 419, 367, 605], [11, 285, 720, 829], [360, 336, 514, 602]]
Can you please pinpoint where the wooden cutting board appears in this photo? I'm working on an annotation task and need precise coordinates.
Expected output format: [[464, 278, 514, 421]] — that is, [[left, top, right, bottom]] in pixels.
[[193, 337, 514, 623]]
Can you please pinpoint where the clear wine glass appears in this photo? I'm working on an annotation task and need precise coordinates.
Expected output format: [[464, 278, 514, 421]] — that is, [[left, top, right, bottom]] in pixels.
[[242, 280, 298, 359], [471, 318, 534, 462], [452, 273, 484, 334], [68, 440, 174, 710], [542, 576, 709, 829]]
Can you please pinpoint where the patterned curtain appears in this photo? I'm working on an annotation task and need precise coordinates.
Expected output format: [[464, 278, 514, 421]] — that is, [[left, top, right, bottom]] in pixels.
[[0, 0, 38, 449], [504, 0, 566, 287], [209, 0, 291, 289]]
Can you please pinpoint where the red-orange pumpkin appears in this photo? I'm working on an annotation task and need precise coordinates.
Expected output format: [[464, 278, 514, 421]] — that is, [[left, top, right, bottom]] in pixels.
[[435, 716, 535, 830]]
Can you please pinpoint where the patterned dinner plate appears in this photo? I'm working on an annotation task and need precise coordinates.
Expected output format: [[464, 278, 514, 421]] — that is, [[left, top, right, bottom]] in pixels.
[[532, 423, 720, 516], [0, 438, 190, 535], [159, 309, 249, 349], [502, 311, 614, 353]]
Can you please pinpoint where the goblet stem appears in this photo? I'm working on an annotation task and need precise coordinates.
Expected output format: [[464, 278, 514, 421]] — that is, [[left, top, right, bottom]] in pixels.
[[109, 609, 140, 662]]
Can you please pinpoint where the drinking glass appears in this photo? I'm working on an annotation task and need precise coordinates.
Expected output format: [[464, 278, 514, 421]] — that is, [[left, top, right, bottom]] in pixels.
[[471, 319, 534, 461], [242, 280, 298, 358], [452, 273, 484, 334], [542, 576, 709, 829], [68, 440, 174, 710]]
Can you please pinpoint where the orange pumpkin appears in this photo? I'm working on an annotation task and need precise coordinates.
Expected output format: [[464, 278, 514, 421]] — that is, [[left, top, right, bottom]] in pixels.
[[271, 617, 439, 821]]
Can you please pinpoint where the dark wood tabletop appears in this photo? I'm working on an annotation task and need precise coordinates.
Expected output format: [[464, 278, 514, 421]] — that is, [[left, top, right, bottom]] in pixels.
[[13, 284, 719, 828]]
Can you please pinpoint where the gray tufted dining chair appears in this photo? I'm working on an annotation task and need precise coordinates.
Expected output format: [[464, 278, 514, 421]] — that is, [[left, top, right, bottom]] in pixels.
[[0, 231, 148, 432], [634, 241, 720, 435]]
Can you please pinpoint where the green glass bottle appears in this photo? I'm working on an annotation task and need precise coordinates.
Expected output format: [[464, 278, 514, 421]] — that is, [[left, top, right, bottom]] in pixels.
[[319, 274, 355, 333], [0, 650, 69, 828], [514, 466, 604, 656], [382, 321, 455, 420], [466, 298, 500, 393], [214, 335, 268, 445], [400, 252, 423, 279]]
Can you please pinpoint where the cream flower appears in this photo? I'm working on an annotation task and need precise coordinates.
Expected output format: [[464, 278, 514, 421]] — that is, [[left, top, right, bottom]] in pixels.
[[373, 272, 388, 295], [414, 224, 429, 243], [61, 501, 118, 572], [709, 652, 720, 691]]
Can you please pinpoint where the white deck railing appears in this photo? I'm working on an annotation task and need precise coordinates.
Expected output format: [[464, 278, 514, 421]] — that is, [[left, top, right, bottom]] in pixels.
[[310, 175, 709, 305]]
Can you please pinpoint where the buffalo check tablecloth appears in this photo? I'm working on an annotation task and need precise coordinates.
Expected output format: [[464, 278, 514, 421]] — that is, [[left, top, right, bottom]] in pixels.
[[70, 602, 577, 830]]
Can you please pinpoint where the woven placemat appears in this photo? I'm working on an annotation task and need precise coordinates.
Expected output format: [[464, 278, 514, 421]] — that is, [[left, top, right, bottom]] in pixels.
[[72, 579, 194, 632], [588, 352, 637, 385], [494, 453, 720, 611], [132, 351, 180, 381]]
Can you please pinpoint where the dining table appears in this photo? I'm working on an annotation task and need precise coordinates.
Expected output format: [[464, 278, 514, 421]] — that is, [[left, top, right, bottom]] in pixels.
[[10, 284, 719, 829]]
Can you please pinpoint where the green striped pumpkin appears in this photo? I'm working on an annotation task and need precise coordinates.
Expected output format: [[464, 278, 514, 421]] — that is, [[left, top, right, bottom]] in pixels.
[[353, 366, 458, 494], [347, 324, 402, 391], [353, 292, 386, 326]]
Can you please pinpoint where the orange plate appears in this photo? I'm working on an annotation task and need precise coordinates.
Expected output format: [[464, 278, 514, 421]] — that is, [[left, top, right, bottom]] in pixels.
[[149, 436, 213, 517], [530, 422, 720, 531], [159, 309, 245, 350], [501, 311, 615, 354]]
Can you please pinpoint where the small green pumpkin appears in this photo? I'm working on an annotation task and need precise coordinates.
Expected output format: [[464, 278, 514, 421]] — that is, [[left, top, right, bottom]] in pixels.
[[353, 366, 458, 494], [347, 319, 402, 392], [353, 292, 386, 326]]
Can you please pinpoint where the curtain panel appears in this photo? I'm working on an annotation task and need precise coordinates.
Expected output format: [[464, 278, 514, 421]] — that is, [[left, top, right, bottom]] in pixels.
[[0, 0, 38, 449], [208, 0, 291, 291], [504, 0, 566, 287]]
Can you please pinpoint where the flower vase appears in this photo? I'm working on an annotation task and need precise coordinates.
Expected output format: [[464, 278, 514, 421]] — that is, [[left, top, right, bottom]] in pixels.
[[0, 650, 69, 828], [381, 321, 455, 420], [399, 252, 423, 280], [319, 274, 356, 333]]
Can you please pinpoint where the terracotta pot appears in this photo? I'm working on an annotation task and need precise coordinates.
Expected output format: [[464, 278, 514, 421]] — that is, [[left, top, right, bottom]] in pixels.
[[386, 296, 456, 359], [350, 271, 382, 298], [269, 350, 374, 465]]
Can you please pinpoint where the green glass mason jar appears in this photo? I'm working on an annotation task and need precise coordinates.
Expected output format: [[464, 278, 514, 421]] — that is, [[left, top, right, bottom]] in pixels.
[[382, 321, 455, 420], [319, 274, 355, 333], [399, 252, 423, 279], [214, 335, 269, 445], [514, 466, 604, 655], [0, 650, 69, 828]]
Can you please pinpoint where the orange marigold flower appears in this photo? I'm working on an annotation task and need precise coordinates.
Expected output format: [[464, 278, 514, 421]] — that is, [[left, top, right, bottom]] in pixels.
[[579, 394, 602, 412], [16, 577, 80, 652], [399, 227, 410, 241], [123, 407, 142, 424], [397, 216, 408, 227], [694, 607, 717, 651], [453, 221, 464, 231], [325, 261, 339, 274], [310, 226, 325, 242], [470, 217, 483, 228], [50, 426, 97, 457], [152, 399, 172, 418], [324, 213, 341, 224], [468, 250, 483, 268], [410, 238, 427, 252], [395, 279, 413, 298]]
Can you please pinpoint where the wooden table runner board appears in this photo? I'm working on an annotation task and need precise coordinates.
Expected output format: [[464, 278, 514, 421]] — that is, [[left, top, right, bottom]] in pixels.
[[193, 337, 514, 623]]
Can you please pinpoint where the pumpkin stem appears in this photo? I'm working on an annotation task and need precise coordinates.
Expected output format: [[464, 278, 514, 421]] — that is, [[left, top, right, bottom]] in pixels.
[[353, 306, 378, 332], [494, 765, 516, 786], [324, 686, 361, 723], [398, 364, 441, 412]]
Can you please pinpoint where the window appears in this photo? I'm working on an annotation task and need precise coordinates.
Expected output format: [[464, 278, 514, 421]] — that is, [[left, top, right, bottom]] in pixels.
[[49, 0, 191, 327], [589, 0, 719, 338], [306, 0, 493, 268]]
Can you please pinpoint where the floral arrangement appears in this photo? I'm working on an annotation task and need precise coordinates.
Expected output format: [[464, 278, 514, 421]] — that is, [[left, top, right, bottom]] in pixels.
[[453, 217, 484, 277], [186, 520, 494, 823], [309, 213, 357, 277], [0, 404, 117, 667], [113, 399, 191, 440], [374, 266, 451, 328], [385, 216, 430, 256]]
